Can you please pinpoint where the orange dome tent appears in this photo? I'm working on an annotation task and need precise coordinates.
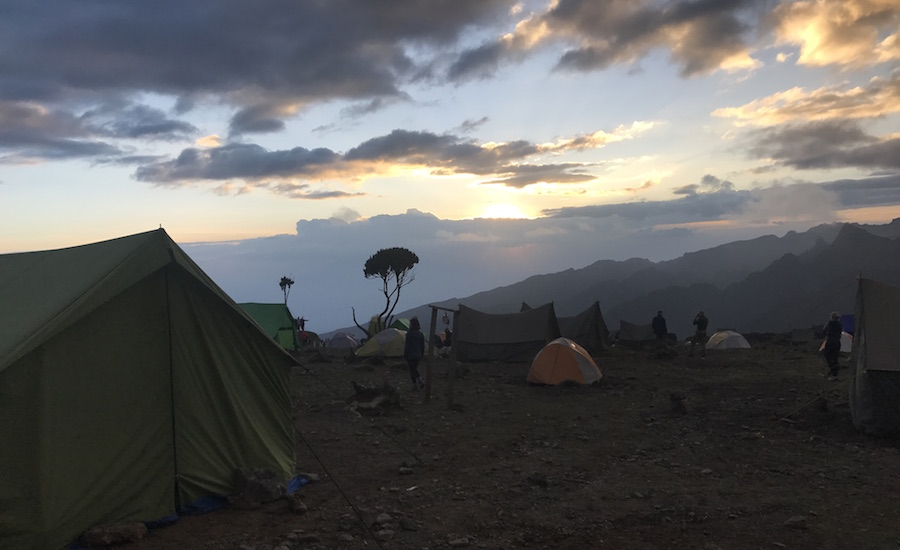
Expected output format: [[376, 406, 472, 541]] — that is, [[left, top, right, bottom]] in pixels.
[[527, 337, 602, 385]]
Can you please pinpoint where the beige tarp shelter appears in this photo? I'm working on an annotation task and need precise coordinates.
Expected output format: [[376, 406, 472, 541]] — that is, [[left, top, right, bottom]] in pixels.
[[527, 338, 602, 385], [850, 278, 900, 437], [557, 301, 609, 355], [455, 303, 561, 363], [0, 229, 297, 550]]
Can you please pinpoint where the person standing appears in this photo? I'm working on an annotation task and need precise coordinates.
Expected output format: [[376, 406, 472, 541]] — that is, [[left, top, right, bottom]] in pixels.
[[823, 311, 843, 379], [689, 311, 709, 358], [652, 310, 668, 347], [404, 316, 426, 390]]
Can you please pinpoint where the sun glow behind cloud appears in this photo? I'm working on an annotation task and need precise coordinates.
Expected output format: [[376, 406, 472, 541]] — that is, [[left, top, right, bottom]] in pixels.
[[479, 203, 529, 219]]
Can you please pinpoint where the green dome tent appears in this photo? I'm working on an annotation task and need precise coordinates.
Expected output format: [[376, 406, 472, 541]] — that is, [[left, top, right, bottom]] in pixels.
[[238, 302, 300, 351]]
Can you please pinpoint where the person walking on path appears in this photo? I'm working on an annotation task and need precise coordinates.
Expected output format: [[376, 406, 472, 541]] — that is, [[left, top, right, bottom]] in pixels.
[[652, 310, 668, 348], [689, 311, 709, 358], [823, 311, 843, 379], [404, 316, 426, 390]]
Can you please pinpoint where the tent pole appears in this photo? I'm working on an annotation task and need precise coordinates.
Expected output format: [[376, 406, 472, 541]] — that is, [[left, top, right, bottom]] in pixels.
[[164, 265, 180, 510], [424, 307, 437, 403]]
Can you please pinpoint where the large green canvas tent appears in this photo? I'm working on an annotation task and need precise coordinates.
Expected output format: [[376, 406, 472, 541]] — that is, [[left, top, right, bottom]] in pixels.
[[455, 303, 561, 363], [238, 302, 300, 351], [0, 229, 297, 550], [849, 278, 900, 437]]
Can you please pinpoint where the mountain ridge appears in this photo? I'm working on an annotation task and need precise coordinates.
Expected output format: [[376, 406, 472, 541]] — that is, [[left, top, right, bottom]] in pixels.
[[323, 218, 900, 342]]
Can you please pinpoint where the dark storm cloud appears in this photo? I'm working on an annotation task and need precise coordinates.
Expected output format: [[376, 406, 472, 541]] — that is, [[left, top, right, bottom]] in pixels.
[[479, 163, 595, 188], [340, 95, 413, 119], [749, 120, 900, 171], [543, 188, 753, 222], [0, 0, 514, 136], [448, 43, 507, 81], [134, 143, 341, 183], [456, 117, 490, 134], [344, 129, 541, 175], [135, 128, 601, 191], [673, 174, 735, 195], [0, 97, 194, 160], [85, 104, 197, 140], [449, 0, 760, 81], [823, 175, 900, 207], [0, 100, 122, 159], [266, 182, 363, 200]]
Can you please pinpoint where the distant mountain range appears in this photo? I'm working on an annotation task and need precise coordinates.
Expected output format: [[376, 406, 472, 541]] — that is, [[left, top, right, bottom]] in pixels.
[[324, 218, 900, 342]]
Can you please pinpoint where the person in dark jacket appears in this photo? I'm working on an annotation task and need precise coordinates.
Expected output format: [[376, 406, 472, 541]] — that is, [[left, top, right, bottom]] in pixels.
[[652, 310, 668, 347], [823, 311, 843, 379], [689, 311, 709, 358], [404, 316, 426, 390]]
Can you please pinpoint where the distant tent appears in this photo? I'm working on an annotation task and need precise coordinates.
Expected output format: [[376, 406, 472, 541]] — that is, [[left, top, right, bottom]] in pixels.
[[527, 338, 602, 385], [0, 229, 297, 550], [818, 331, 853, 353], [355, 328, 407, 357], [389, 318, 411, 331], [455, 303, 561, 363], [557, 301, 609, 355], [706, 330, 751, 350], [849, 278, 900, 437], [840, 313, 855, 335], [616, 320, 655, 346], [327, 332, 360, 349], [367, 315, 386, 337], [238, 302, 300, 351]]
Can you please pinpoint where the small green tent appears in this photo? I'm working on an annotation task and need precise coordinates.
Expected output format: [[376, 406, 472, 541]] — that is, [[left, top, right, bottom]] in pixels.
[[238, 303, 300, 351], [389, 318, 411, 331], [0, 229, 297, 550]]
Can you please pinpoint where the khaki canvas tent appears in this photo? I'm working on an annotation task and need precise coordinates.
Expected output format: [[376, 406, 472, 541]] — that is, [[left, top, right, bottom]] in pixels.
[[706, 330, 751, 350], [0, 230, 297, 550], [527, 338, 602, 385], [616, 320, 655, 346], [355, 328, 407, 357], [455, 303, 561, 363], [238, 302, 300, 351], [557, 301, 609, 355], [326, 332, 361, 349], [850, 278, 900, 437]]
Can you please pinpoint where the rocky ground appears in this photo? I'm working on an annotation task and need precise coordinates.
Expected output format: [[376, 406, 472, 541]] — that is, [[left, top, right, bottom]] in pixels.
[[125, 339, 900, 550]]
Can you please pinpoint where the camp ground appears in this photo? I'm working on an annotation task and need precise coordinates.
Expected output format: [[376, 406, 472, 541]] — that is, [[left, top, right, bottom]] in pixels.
[[0, 229, 297, 550]]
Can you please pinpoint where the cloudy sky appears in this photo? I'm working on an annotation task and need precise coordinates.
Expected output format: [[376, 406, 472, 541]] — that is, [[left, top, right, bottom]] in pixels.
[[2, 0, 899, 332]]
